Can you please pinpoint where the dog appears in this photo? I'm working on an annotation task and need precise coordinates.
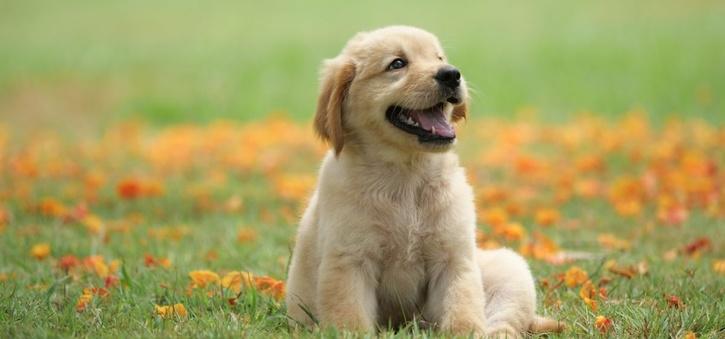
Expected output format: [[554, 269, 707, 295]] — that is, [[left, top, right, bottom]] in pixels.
[[285, 26, 563, 337]]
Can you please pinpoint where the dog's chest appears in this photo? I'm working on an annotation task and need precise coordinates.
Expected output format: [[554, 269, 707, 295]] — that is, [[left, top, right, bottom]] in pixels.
[[375, 214, 428, 324], [365, 173, 448, 253], [365, 177, 449, 320], [376, 252, 426, 325], [368, 181, 439, 262]]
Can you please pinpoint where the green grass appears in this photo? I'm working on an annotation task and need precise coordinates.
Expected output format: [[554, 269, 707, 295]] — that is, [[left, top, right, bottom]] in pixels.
[[1, 117, 723, 338], [1, 0, 724, 338], [1, 0, 723, 126]]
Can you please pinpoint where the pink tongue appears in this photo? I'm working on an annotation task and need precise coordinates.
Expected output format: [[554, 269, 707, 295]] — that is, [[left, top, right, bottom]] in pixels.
[[411, 110, 455, 138]]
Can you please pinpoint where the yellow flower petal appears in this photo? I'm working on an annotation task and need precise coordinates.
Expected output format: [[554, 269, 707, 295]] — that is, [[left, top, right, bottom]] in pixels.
[[594, 315, 612, 333], [30, 243, 50, 260], [155, 303, 187, 318], [564, 266, 589, 287], [221, 271, 254, 294], [189, 270, 220, 289]]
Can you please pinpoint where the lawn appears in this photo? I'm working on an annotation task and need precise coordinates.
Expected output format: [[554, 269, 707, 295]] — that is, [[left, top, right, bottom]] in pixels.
[[1, 0, 723, 338]]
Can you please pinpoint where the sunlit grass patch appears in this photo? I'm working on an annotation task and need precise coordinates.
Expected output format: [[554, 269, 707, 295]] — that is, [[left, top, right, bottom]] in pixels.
[[1, 112, 723, 337]]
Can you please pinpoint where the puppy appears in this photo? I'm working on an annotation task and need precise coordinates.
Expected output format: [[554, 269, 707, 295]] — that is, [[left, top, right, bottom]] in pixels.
[[285, 26, 562, 337]]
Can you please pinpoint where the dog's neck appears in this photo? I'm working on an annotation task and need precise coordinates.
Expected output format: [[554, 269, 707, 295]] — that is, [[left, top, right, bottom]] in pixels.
[[337, 141, 457, 174]]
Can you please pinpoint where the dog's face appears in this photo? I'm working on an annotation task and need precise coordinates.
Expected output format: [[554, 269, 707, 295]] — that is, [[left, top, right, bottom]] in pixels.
[[315, 26, 468, 155]]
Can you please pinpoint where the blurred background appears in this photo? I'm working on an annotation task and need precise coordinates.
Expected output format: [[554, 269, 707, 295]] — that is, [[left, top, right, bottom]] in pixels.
[[1, 2, 723, 336], [1, 0, 723, 130]]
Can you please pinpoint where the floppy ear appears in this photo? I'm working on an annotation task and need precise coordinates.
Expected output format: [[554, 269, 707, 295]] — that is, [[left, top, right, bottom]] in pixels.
[[314, 58, 356, 155], [451, 100, 468, 122]]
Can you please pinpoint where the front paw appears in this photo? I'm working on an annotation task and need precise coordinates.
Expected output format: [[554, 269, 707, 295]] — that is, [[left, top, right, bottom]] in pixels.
[[485, 325, 521, 339], [318, 311, 375, 332], [440, 315, 486, 337]]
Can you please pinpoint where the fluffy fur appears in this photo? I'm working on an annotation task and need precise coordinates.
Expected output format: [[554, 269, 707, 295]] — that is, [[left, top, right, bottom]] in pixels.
[[285, 26, 563, 337]]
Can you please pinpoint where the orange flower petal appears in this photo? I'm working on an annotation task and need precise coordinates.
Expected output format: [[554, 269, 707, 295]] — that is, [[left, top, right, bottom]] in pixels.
[[30, 243, 51, 260], [594, 315, 612, 333]]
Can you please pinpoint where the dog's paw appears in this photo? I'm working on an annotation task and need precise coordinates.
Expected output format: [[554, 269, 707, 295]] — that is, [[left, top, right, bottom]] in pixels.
[[485, 325, 521, 339]]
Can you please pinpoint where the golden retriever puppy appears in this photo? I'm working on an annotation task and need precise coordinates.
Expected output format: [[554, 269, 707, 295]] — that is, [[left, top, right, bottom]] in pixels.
[[285, 25, 562, 337]]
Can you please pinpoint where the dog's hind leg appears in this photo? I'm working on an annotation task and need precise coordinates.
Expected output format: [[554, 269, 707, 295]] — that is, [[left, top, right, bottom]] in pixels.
[[476, 248, 564, 337]]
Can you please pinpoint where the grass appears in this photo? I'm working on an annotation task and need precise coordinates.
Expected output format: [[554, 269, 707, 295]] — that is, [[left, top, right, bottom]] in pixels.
[[1, 0, 724, 126], [1, 116, 723, 337], [0, 0, 724, 338]]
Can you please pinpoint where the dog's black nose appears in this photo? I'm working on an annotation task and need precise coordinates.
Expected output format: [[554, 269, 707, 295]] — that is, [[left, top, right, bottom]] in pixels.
[[434, 66, 461, 89]]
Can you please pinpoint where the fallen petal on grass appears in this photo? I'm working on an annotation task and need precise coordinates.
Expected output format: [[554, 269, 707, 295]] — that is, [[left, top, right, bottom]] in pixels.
[[189, 270, 220, 289], [30, 243, 50, 260], [564, 266, 589, 287], [594, 315, 613, 334], [155, 303, 188, 318]]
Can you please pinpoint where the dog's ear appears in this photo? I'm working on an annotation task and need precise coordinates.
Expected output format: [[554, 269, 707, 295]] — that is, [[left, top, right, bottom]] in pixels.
[[314, 58, 356, 155], [451, 100, 468, 122]]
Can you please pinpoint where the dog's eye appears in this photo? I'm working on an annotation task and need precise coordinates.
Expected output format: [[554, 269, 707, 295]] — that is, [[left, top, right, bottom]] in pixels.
[[387, 58, 407, 70]]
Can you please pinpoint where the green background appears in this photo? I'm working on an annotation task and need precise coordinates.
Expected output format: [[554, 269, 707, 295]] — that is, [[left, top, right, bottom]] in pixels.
[[1, 0, 723, 127]]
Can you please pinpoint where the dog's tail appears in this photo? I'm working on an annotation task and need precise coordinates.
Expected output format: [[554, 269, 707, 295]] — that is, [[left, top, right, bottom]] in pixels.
[[529, 314, 565, 334]]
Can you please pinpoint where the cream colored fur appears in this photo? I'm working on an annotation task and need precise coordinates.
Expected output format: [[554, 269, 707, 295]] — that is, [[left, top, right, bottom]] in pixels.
[[285, 26, 562, 337]]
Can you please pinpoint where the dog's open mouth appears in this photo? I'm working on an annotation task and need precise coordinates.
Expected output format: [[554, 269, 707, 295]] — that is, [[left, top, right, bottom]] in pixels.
[[385, 103, 455, 144]]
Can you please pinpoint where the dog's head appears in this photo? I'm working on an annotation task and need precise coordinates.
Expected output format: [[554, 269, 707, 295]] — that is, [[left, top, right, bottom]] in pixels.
[[314, 26, 468, 155]]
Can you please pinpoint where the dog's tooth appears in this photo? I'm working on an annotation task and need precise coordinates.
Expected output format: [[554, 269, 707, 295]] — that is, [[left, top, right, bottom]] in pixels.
[[431, 126, 436, 134]]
